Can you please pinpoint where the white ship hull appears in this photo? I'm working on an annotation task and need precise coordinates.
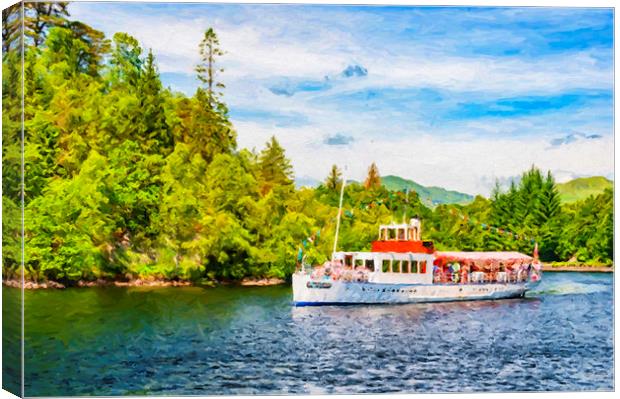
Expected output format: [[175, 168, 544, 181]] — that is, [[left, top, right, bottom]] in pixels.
[[292, 272, 531, 306]]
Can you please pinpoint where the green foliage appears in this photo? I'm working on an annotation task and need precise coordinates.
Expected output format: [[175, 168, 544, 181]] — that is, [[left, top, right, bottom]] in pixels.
[[25, 152, 116, 282], [487, 167, 563, 260], [258, 136, 293, 195], [24, 2, 70, 48], [3, 14, 613, 285], [557, 189, 613, 263], [325, 164, 342, 191]]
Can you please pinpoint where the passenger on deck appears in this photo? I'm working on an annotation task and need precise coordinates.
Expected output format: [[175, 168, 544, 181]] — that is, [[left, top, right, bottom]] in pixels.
[[460, 264, 469, 284], [451, 262, 460, 284]]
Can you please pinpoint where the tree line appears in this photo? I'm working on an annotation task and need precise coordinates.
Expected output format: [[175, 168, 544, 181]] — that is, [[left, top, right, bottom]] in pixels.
[[2, 4, 613, 285]]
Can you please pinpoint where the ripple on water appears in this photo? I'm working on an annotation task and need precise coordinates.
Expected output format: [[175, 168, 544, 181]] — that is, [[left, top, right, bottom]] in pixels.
[[14, 272, 614, 395]]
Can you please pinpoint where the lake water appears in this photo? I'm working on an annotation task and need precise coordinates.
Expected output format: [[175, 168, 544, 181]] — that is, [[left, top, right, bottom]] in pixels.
[[3, 272, 614, 395]]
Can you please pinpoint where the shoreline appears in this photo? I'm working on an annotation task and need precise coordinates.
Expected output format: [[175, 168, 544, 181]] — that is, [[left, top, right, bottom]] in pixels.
[[3, 266, 612, 290], [2, 277, 287, 290], [542, 265, 613, 273]]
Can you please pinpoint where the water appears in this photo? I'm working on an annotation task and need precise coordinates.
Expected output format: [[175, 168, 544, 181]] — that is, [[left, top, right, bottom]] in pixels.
[[4, 272, 613, 395]]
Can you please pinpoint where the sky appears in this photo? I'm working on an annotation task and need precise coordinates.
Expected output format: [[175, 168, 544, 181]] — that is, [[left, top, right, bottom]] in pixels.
[[68, 2, 614, 196]]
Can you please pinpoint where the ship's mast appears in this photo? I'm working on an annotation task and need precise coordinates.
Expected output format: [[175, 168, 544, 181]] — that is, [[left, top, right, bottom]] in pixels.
[[332, 167, 347, 258]]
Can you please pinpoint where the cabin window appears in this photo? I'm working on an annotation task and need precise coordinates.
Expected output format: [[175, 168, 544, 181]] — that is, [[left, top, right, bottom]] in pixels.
[[392, 260, 401, 273], [411, 260, 418, 273], [381, 229, 388, 240], [344, 255, 353, 267], [397, 228, 405, 240], [408, 228, 415, 240], [402, 260, 410, 273], [382, 260, 390, 273], [365, 260, 374, 271], [388, 229, 397, 240], [355, 259, 364, 268], [420, 261, 427, 274]]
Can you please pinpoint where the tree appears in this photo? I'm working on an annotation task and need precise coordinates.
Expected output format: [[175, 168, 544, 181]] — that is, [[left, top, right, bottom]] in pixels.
[[65, 20, 110, 76], [180, 88, 236, 162], [195, 27, 225, 110], [136, 49, 174, 153], [157, 143, 208, 279], [364, 162, 381, 190], [24, 2, 69, 48], [27, 25, 109, 185], [325, 164, 342, 190], [41, 25, 108, 78], [258, 136, 294, 195], [109, 32, 143, 88], [24, 151, 116, 283], [558, 189, 612, 263], [7, 6, 613, 286], [2, 3, 21, 54]]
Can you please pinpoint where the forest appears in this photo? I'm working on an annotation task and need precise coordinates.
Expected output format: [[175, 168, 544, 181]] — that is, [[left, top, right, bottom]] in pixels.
[[2, 4, 613, 285]]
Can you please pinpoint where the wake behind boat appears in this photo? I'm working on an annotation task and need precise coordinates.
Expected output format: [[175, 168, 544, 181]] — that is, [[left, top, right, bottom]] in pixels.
[[292, 218, 542, 306]]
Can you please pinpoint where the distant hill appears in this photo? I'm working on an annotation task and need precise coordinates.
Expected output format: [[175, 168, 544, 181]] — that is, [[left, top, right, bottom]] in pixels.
[[381, 175, 474, 206], [556, 176, 613, 203], [295, 176, 320, 188]]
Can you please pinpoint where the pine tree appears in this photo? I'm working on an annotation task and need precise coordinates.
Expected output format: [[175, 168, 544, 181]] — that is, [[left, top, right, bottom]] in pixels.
[[182, 28, 236, 161], [325, 164, 342, 190], [536, 171, 561, 223], [364, 162, 381, 190], [137, 49, 173, 153], [183, 88, 236, 161], [195, 27, 225, 110], [258, 136, 293, 194]]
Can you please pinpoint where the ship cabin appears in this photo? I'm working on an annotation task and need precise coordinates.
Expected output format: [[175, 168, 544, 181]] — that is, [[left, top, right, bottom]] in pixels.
[[332, 218, 435, 284]]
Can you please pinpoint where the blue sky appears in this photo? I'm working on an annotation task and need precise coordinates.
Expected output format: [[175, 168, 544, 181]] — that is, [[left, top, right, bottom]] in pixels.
[[69, 2, 614, 195]]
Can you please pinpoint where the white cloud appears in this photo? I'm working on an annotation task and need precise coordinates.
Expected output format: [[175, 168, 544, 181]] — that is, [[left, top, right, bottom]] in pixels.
[[68, 3, 614, 195], [235, 121, 613, 196], [69, 3, 612, 95]]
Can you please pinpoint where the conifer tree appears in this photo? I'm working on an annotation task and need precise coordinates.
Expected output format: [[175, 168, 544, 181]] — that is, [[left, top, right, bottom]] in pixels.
[[325, 164, 342, 190], [364, 162, 381, 190], [536, 171, 561, 223], [137, 49, 173, 153], [195, 27, 225, 110], [3, 9, 613, 284], [185, 28, 236, 161], [184, 88, 236, 161], [258, 136, 294, 194]]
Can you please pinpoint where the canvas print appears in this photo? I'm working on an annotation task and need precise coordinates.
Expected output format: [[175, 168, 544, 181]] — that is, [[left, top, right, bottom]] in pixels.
[[1, 1, 614, 396]]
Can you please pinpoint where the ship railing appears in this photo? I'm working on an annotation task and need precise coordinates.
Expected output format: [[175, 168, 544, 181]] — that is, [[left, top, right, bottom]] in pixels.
[[432, 271, 529, 284]]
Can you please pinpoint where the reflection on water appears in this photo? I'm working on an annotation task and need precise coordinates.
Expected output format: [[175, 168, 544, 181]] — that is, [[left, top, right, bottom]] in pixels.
[[11, 272, 613, 395]]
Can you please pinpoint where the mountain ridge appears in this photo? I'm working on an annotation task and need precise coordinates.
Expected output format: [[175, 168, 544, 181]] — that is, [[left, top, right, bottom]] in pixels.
[[296, 174, 613, 206], [556, 176, 613, 203], [381, 175, 474, 206]]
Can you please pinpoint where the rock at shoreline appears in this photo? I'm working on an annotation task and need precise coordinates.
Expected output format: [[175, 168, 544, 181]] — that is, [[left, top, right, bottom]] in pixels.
[[3, 280, 65, 289], [5, 277, 284, 289], [78, 279, 111, 287], [240, 278, 286, 286], [113, 280, 192, 287]]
